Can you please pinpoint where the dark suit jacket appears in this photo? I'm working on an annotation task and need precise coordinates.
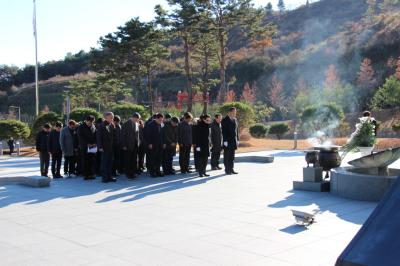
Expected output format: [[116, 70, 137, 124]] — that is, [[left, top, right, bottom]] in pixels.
[[48, 130, 62, 154], [193, 121, 210, 156], [113, 124, 122, 149], [178, 121, 192, 146], [77, 123, 97, 150], [211, 120, 222, 152], [121, 119, 139, 151], [221, 115, 239, 150], [144, 120, 162, 148], [162, 121, 178, 146], [97, 121, 114, 152], [35, 130, 50, 152]]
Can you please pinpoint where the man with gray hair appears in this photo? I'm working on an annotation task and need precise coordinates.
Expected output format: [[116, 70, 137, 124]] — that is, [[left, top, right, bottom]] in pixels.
[[97, 112, 115, 183]]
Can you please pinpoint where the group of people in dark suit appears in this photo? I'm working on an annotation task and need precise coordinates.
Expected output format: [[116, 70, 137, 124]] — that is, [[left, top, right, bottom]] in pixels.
[[35, 106, 240, 182]]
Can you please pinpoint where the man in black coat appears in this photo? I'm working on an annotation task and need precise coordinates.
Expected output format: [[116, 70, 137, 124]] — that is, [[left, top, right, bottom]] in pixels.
[[178, 112, 193, 174], [112, 115, 123, 176], [162, 117, 179, 175], [77, 115, 97, 180], [97, 112, 115, 183], [7, 137, 15, 155], [210, 114, 223, 170], [144, 113, 164, 177], [48, 121, 63, 178], [35, 123, 51, 177], [193, 114, 212, 177], [137, 119, 145, 173], [221, 107, 239, 175], [121, 112, 140, 179]]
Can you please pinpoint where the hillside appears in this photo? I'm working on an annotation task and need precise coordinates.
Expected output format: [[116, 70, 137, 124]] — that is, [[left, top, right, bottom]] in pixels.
[[2, 0, 400, 117]]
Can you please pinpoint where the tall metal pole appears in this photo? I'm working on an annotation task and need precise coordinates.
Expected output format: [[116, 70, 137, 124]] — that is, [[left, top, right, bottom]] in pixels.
[[33, 0, 39, 116]]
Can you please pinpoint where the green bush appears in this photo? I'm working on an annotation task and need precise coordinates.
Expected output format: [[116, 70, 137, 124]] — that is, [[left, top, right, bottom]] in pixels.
[[69, 108, 101, 122], [32, 112, 63, 134], [269, 123, 290, 140], [300, 103, 344, 137], [249, 123, 269, 138], [393, 123, 400, 133], [111, 103, 149, 122], [218, 102, 255, 131], [0, 120, 31, 140]]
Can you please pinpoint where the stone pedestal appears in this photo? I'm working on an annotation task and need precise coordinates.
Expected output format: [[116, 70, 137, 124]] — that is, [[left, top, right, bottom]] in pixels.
[[293, 167, 329, 192], [293, 180, 330, 192], [303, 167, 323, 182]]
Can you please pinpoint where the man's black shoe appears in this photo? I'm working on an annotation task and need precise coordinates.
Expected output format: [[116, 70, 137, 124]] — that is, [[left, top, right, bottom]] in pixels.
[[156, 172, 164, 177], [110, 177, 117, 182], [211, 167, 218, 171], [217, 166, 223, 170], [203, 173, 210, 177], [199, 174, 204, 177], [127, 175, 136, 180], [232, 171, 238, 174], [102, 178, 110, 183]]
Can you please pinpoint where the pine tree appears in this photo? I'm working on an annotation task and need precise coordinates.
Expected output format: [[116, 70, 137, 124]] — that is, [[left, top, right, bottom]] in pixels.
[[266, 2, 273, 16], [278, 0, 286, 13]]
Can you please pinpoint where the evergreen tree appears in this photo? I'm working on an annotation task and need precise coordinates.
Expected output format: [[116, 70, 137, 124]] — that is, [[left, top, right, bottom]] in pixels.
[[278, 0, 286, 13], [265, 2, 273, 16]]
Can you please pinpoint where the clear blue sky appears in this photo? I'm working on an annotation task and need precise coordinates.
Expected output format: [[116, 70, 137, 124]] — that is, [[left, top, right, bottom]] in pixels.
[[0, 0, 308, 67]]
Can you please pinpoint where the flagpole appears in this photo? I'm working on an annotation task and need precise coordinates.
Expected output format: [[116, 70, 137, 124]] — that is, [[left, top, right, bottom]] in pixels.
[[33, 0, 39, 116]]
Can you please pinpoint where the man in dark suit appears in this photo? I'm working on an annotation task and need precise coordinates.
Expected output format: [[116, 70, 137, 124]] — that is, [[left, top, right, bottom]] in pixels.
[[210, 114, 223, 170], [35, 123, 51, 177], [77, 115, 97, 180], [178, 112, 193, 174], [193, 114, 212, 177], [121, 112, 140, 179], [97, 112, 115, 183], [162, 116, 179, 175], [221, 107, 239, 175], [112, 115, 123, 176], [137, 118, 145, 173], [48, 121, 63, 178], [144, 113, 164, 177]]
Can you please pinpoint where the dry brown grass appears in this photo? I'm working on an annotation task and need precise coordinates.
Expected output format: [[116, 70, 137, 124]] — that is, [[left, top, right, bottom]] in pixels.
[[237, 137, 400, 153]]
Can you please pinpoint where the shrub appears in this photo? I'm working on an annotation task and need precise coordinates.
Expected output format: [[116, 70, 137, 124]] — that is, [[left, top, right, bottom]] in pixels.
[[0, 120, 31, 140], [269, 123, 290, 140], [32, 112, 63, 134], [249, 123, 269, 138], [393, 123, 400, 133], [69, 108, 101, 122], [218, 102, 255, 131], [301, 103, 344, 137], [111, 103, 149, 122]]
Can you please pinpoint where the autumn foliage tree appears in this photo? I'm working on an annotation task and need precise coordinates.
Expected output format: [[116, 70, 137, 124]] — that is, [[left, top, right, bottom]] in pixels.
[[268, 75, 287, 120], [357, 58, 377, 107], [241, 82, 256, 103], [324, 64, 340, 90]]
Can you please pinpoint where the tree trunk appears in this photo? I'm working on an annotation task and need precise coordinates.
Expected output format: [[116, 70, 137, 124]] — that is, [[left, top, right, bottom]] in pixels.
[[183, 35, 193, 112], [147, 71, 153, 114], [218, 29, 226, 103]]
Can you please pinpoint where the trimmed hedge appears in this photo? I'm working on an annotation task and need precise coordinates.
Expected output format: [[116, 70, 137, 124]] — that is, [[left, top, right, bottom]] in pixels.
[[32, 112, 63, 134], [111, 103, 149, 122], [69, 108, 101, 122], [218, 102, 255, 131], [249, 123, 269, 138], [0, 120, 31, 140], [269, 123, 290, 140]]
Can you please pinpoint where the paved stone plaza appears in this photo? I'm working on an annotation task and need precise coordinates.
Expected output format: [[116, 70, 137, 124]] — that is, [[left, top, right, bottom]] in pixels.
[[0, 151, 391, 266]]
